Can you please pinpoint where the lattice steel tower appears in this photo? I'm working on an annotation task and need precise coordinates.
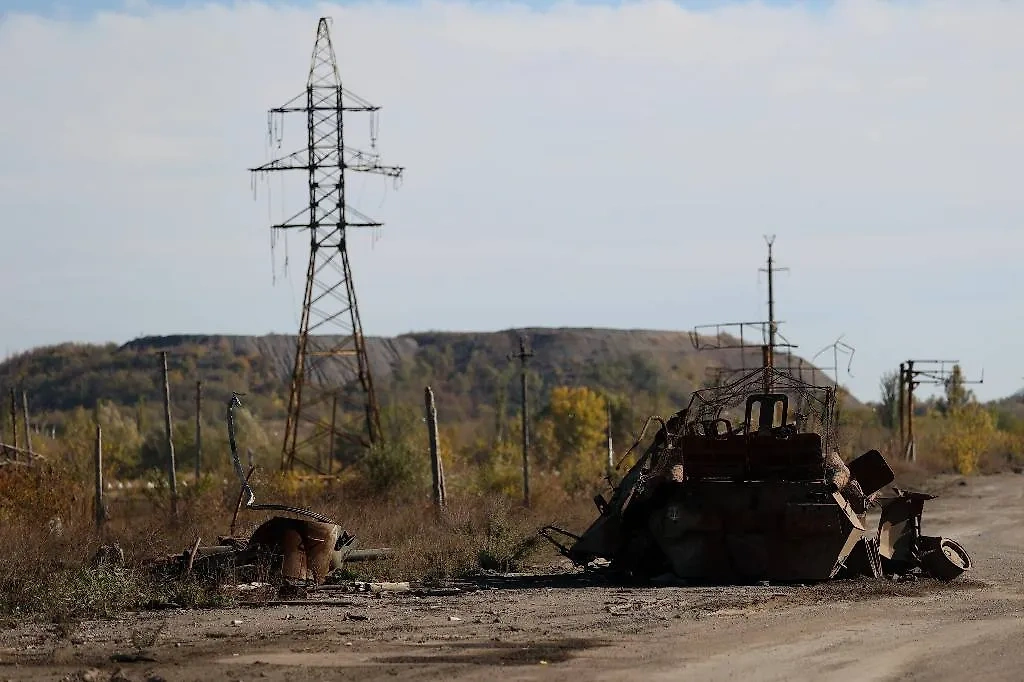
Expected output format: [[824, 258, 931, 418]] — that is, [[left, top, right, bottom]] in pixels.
[[250, 18, 403, 472]]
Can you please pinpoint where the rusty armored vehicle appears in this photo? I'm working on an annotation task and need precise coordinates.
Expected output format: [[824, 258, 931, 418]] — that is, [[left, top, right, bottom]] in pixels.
[[544, 367, 971, 583]]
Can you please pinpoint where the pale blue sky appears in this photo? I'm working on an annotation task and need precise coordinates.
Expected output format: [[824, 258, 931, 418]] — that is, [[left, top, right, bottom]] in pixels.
[[0, 0, 1020, 402], [1, 0, 831, 19]]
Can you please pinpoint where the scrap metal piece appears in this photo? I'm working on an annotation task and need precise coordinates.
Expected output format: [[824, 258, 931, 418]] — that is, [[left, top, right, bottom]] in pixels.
[[876, 489, 971, 581], [249, 516, 352, 584], [918, 536, 972, 581], [226, 393, 336, 525], [877, 489, 933, 563], [846, 449, 894, 497]]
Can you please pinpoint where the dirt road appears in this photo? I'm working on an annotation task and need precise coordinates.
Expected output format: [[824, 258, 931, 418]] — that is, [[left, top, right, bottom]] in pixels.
[[6, 472, 1024, 681]]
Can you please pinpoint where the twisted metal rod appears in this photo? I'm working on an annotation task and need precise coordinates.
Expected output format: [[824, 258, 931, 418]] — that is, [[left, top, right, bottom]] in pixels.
[[228, 392, 336, 525]]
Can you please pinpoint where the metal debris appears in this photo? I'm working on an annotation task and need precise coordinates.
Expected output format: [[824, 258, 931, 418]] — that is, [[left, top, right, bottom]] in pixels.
[[543, 367, 972, 583], [149, 395, 391, 592], [227, 393, 336, 524]]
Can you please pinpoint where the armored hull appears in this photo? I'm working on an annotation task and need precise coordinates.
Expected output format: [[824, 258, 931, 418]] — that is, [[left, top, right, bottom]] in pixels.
[[545, 368, 970, 584]]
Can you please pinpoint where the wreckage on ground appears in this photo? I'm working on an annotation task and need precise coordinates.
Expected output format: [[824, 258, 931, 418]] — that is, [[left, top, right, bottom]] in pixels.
[[151, 394, 391, 592], [543, 367, 972, 583], [153, 517, 391, 590]]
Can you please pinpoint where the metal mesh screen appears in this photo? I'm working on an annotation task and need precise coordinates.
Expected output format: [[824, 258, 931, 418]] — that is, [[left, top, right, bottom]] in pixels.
[[683, 367, 839, 453]]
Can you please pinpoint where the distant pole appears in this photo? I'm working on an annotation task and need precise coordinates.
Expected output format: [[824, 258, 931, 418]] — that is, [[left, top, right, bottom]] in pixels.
[[758, 235, 788, 393], [160, 352, 178, 517], [327, 392, 338, 475], [194, 380, 202, 482], [906, 360, 916, 462], [21, 390, 32, 454], [425, 386, 445, 508], [766, 238, 776, 357], [8, 388, 17, 450], [509, 336, 535, 507], [606, 400, 614, 471], [94, 424, 107, 527], [898, 363, 906, 451]]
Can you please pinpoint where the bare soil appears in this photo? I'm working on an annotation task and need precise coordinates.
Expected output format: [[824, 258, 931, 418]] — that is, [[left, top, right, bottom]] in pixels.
[[5, 471, 1024, 681]]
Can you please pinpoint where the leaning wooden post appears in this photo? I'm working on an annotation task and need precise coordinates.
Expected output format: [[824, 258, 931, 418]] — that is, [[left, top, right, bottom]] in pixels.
[[425, 386, 445, 508], [160, 352, 178, 517], [94, 424, 107, 527], [21, 390, 32, 455], [194, 380, 202, 483]]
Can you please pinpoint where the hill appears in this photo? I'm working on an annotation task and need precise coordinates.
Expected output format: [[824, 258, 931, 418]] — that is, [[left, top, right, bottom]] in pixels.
[[0, 328, 857, 423]]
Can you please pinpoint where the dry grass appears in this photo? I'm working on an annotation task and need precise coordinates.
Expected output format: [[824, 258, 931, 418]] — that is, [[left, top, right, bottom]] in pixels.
[[4, 412, 1015, 625], [0, 463, 599, 624]]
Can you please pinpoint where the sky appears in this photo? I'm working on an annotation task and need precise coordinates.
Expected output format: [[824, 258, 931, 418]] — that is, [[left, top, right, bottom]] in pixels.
[[1, 0, 1021, 403]]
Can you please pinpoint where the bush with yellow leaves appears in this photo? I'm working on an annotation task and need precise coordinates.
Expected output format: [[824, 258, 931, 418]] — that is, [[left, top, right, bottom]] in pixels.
[[939, 403, 997, 475]]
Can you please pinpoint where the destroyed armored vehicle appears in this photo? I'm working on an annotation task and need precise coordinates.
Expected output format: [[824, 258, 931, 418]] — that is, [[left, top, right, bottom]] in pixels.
[[544, 367, 971, 583]]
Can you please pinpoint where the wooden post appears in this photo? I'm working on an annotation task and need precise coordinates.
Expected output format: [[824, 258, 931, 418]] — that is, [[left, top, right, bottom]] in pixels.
[[94, 424, 107, 527], [8, 388, 17, 452], [327, 392, 338, 476], [194, 380, 202, 482], [7, 387, 16, 450], [160, 351, 178, 517], [425, 386, 444, 508], [21, 390, 32, 454]]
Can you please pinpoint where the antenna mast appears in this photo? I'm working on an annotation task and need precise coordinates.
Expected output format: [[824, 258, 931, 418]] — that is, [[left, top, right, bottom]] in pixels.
[[759, 234, 788, 371], [250, 18, 404, 472], [691, 237, 793, 391]]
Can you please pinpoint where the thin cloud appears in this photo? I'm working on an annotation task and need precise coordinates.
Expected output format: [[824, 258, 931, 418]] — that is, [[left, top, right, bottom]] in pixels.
[[0, 0, 1021, 400]]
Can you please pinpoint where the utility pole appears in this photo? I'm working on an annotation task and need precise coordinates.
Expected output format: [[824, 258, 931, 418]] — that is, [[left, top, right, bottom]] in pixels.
[[898, 362, 906, 450], [160, 352, 178, 517], [758, 236, 789, 377], [762, 235, 779, 365], [250, 17, 404, 473], [906, 360, 917, 461], [509, 335, 535, 507], [901, 359, 983, 461], [194, 380, 202, 482]]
